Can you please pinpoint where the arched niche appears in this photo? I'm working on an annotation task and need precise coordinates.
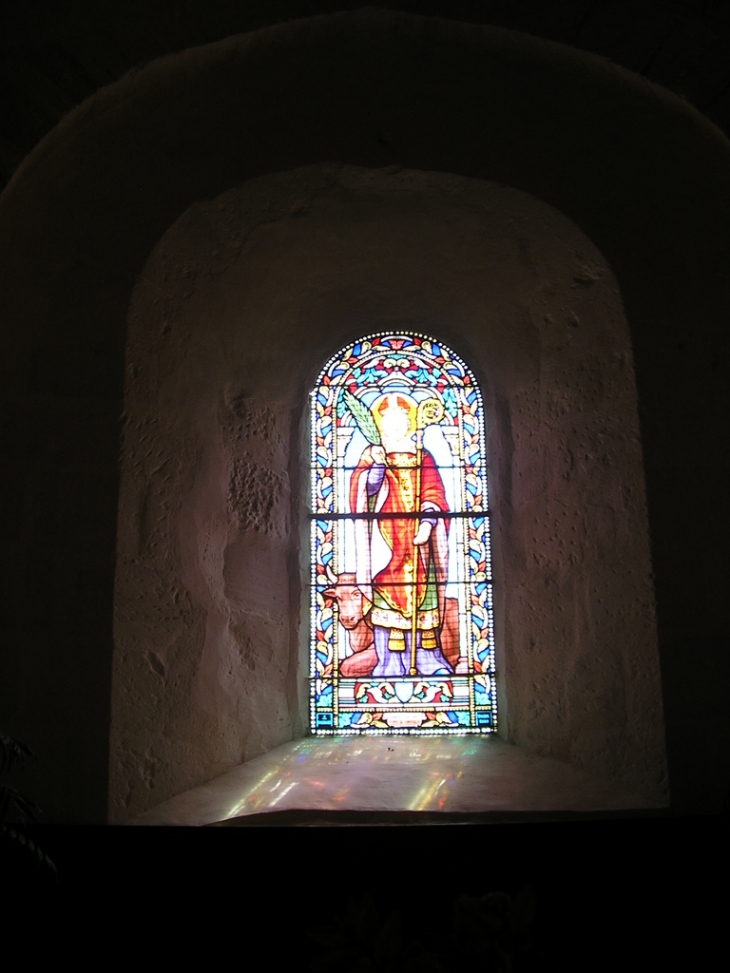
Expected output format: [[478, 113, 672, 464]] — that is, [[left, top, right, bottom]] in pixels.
[[111, 165, 666, 822]]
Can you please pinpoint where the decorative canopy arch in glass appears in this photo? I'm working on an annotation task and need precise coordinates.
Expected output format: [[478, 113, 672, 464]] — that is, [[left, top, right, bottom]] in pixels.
[[310, 333, 496, 735]]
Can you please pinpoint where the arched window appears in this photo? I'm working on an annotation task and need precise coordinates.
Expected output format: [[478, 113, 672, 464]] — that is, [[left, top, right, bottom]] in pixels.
[[310, 333, 496, 735]]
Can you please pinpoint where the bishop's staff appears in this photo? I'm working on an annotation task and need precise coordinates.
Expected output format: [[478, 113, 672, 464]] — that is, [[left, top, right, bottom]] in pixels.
[[409, 397, 445, 677]]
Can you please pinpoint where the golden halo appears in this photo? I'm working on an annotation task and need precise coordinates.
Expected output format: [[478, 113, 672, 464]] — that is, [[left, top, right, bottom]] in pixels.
[[371, 392, 418, 437]]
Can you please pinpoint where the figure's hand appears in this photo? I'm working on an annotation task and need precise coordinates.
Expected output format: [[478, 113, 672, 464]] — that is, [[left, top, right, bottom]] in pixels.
[[370, 445, 387, 466], [413, 522, 433, 546]]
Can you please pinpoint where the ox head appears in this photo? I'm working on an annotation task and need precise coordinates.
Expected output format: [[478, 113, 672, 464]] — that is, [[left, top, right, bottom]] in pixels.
[[322, 572, 370, 630]]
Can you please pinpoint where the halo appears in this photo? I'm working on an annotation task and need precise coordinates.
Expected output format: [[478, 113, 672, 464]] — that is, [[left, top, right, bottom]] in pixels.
[[371, 392, 418, 437]]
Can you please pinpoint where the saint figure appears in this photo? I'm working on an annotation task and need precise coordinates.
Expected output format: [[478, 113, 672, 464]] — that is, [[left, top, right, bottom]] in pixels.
[[349, 392, 452, 678]]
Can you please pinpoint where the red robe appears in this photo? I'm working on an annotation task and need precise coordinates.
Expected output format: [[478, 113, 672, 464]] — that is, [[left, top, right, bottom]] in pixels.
[[349, 447, 449, 629]]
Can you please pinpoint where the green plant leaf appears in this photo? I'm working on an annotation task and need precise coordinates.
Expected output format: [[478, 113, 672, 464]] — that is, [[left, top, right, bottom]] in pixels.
[[342, 390, 381, 445], [0, 784, 40, 825], [0, 733, 33, 775], [1, 825, 57, 878]]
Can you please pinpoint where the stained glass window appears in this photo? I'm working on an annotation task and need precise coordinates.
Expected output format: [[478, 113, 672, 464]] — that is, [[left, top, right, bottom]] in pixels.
[[310, 333, 496, 735]]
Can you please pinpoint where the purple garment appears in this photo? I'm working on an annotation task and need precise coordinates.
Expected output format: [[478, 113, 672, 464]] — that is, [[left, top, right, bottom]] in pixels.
[[367, 463, 385, 494], [372, 625, 452, 678]]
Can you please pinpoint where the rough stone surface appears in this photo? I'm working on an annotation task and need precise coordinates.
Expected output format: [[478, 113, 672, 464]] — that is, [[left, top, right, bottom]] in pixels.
[[110, 165, 666, 821]]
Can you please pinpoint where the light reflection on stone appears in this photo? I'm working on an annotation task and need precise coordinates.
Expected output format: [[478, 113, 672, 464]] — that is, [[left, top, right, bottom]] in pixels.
[[132, 734, 659, 826]]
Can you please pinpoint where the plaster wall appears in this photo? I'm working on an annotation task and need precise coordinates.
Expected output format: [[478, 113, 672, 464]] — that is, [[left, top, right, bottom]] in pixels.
[[111, 165, 665, 821]]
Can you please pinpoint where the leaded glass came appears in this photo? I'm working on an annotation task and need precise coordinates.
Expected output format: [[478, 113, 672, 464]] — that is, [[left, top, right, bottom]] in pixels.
[[310, 333, 496, 734]]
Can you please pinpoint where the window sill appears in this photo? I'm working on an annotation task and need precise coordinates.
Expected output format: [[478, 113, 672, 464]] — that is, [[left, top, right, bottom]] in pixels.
[[129, 736, 664, 826]]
